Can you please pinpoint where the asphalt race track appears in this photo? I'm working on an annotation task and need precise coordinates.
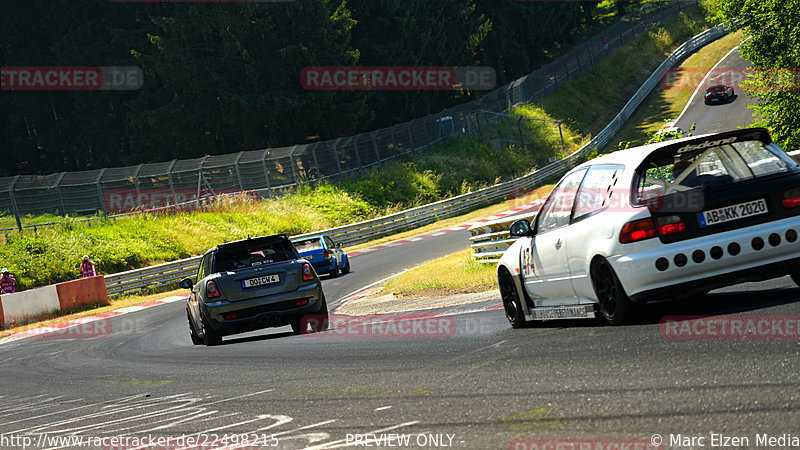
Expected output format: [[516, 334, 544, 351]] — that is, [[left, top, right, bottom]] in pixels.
[[675, 47, 758, 134], [1, 46, 800, 450]]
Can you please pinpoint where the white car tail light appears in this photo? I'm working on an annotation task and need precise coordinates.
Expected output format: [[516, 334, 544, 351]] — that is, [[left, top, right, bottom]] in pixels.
[[619, 218, 658, 244], [656, 215, 686, 236], [620, 215, 687, 244], [782, 187, 800, 208]]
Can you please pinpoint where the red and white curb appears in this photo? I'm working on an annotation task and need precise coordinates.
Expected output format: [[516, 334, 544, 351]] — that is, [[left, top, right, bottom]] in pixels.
[[0, 294, 189, 345], [348, 198, 543, 257]]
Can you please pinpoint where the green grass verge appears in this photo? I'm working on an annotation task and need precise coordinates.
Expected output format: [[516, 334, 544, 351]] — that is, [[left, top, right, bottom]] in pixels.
[[383, 248, 497, 297]]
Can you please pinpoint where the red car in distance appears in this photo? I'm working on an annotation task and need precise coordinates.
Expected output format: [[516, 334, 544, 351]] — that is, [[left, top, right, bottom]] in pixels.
[[704, 84, 735, 104]]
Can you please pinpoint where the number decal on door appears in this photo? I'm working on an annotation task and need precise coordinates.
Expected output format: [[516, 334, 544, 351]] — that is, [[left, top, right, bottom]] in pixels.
[[521, 247, 535, 278]]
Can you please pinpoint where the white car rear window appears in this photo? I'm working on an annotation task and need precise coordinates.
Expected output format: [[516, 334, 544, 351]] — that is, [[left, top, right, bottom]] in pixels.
[[634, 140, 791, 204]]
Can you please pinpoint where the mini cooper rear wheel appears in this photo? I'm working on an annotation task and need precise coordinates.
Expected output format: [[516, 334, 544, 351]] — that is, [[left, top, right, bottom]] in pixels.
[[592, 259, 637, 326], [500, 270, 528, 329], [201, 312, 222, 346], [187, 310, 203, 345], [292, 295, 330, 334]]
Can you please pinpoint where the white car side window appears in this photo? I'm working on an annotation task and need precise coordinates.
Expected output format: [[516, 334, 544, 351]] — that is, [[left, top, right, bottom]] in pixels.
[[538, 169, 587, 233], [573, 165, 622, 220]]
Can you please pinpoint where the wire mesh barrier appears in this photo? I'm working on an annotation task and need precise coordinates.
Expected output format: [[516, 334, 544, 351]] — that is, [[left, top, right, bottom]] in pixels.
[[0, 1, 692, 232]]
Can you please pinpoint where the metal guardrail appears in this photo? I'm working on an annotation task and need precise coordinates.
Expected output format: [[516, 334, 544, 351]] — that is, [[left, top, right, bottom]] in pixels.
[[469, 212, 539, 264], [104, 22, 732, 297], [466, 23, 734, 264]]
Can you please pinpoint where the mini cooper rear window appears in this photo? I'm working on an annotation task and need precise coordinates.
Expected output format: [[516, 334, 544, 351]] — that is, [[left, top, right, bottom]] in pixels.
[[216, 239, 298, 271], [634, 139, 793, 205]]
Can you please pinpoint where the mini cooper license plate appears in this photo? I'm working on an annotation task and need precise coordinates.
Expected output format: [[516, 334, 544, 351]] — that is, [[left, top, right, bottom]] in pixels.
[[242, 274, 280, 288], [697, 199, 768, 228]]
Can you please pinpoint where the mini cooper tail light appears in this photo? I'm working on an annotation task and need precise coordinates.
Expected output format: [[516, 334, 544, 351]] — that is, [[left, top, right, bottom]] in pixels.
[[619, 218, 658, 244], [782, 187, 800, 208], [206, 280, 221, 298], [302, 263, 314, 281], [223, 313, 237, 320], [656, 215, 686, 236], [323, 250, 331, 259]]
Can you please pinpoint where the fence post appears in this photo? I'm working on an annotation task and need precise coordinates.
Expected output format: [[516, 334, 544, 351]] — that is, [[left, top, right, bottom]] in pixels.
[[166, 159, 178, 208], [351, 137, 363, 172], [133, 164, 143, 199], [260, 148, 272, 198], [233, 151, 245, 190], [331, 138, 344, 177], [8, 175, 22, 232], [95, 168, 108, 217], [54, 172, 66, 215], [289, 145, 300, 188], [308, 143, 321, 182], [371, 131, 381, 163]]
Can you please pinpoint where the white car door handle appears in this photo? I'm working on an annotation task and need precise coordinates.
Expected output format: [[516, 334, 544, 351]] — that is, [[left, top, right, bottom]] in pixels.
[[555, 238, 562, 250]]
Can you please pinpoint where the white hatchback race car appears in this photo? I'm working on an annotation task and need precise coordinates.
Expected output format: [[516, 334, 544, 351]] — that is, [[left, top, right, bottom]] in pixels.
[[498, 128, 800, 326]]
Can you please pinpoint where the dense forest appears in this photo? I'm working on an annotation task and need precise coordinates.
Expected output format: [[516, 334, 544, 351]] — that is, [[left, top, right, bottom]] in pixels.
[[0, 0, 629, 176]]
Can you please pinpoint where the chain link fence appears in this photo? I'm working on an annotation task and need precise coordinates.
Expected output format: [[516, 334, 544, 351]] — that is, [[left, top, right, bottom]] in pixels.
[[0, 1, 690, 231]]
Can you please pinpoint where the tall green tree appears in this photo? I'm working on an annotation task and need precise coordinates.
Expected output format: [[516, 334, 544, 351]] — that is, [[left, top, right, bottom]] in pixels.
[[124, 0, 369, 161], [707, 0, 800, 149], [346, 0, 491, 128], [474, 0, 582, 86]]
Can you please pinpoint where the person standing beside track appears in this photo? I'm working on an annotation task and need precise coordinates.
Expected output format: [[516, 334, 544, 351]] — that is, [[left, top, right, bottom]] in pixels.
[[0, 268, 16, 294], [80, 255, 97, 278]]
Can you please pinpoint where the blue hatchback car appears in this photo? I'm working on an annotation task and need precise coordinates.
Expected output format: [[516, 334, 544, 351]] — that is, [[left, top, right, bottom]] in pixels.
[[292, 235, 350, 277]]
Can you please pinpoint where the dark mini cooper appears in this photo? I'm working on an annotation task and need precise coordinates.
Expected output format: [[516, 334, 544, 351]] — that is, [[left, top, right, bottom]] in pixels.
[[704, 84, 734, 104], [181, 234, 328, 346]]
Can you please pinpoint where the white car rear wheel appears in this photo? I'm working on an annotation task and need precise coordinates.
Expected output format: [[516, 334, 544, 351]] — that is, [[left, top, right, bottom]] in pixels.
[[592, 259, 637, 326]]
